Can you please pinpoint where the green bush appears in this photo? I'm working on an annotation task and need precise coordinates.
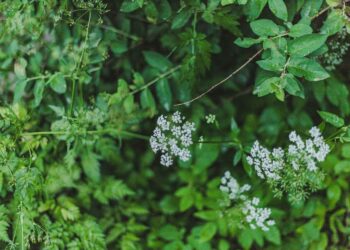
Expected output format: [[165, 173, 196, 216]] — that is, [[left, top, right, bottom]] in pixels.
[[0, 0, 350, 249]]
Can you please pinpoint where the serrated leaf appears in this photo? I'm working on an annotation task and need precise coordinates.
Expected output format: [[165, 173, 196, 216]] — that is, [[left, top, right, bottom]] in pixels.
[[81, 149, 101, 182], [288, 34, 328, 57]]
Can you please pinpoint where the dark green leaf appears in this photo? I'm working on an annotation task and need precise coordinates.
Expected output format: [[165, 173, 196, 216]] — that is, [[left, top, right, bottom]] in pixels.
[[288, 34, 328, 57], [171, 9, 192, 29], [250, 19, 280, 36]]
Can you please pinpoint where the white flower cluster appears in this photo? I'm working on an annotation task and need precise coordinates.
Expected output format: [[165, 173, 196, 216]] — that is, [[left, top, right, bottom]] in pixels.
[[246, 127, 330, 180], [242, 198, 275, 231], [323, 28, 349, 71], [205, 114, 216, 124], [220, 171, 251, 200], [219, 171, 275, 231], [150, 111, 196, 167]]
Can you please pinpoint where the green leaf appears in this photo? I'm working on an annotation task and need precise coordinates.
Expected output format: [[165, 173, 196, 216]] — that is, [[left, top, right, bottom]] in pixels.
[[257, 56, 286, 72], [264, 226, 281, 245], [179, 195, 194, 211], [326, 77, 349, 114], [321, 10, 345, 36], [341, 144, 350, 158], [33, 80, 45, 107], [171, 9, 192, 29], [143, 51, 172, 71], [199, 223, 217, 242], [250, 19, 280, 36], [282, 74, 304, 98], [158, 225, 183, 241], [268, 0, 288, 21], [288, 34, 328, 57], [14, 58, 27, 78], [327, 183, 341, 205], [194, 210, 220, 221], [140, 89, 156, 111], [221, 0, 235, 5], [123, 95, 134, 113], [244, 0, 268, 20], [156, 78, 172, 111], [159, 0, 172, 20], [238, 229, 254, 249], [234, 37, 262, 48], [288, 57, 329, 81], [49, 73, 67, 94], [318, 111, 344, 128], [301, 0, 323, 18], [289, 23, 313, 38], [120, 0, 142, 13], [81, 149, 101, 182], [334, 160, 350, 174], [195, 144, 219, 171], [326, 0, 341, 6], [13, 79, 27, 103], [254, 77, 280, 97]]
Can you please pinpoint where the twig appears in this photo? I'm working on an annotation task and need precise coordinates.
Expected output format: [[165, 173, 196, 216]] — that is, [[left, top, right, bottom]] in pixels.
[[174, 49, 263, 106], [229, 86, 253, 101], [129, 65, 182, 96], [174, 2, 343, 107]]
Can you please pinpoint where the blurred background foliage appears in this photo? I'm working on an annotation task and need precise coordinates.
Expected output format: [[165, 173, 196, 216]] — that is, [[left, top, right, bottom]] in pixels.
[[0, 0, 349, 249]]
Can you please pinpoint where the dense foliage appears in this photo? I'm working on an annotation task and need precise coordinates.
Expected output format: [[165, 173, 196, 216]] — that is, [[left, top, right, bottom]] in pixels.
[[0, 0, 350, 249]]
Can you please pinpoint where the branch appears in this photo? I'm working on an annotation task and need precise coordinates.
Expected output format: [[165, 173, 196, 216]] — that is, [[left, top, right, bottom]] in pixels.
[[129, 65, 182, 96], [174, 49, 263, 107]]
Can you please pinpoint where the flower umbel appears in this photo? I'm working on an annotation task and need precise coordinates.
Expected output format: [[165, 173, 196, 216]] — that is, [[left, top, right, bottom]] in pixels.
[[246, 126, 330, 203], [150, 111, 196, 167], [219, 171, 275, 231], [242, 198, 275, 231]]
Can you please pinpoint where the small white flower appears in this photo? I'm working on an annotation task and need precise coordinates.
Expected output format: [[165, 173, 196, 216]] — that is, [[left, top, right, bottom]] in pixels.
[[205, 114, 216, 124], [246, 126, 330, 182], [219, 171, 251, 201], [242, 198, 275, 231], [150, 112, 196, 167]]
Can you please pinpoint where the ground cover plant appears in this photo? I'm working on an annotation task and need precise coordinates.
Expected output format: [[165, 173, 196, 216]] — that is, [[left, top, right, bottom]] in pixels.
[[0, 0, 350, 249]]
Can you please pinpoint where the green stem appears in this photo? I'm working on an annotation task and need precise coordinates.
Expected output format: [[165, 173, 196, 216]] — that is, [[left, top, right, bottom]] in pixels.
[[194, 140, 238, 145], [326, 126, 349, 142], [21, 128, 149, 140]]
